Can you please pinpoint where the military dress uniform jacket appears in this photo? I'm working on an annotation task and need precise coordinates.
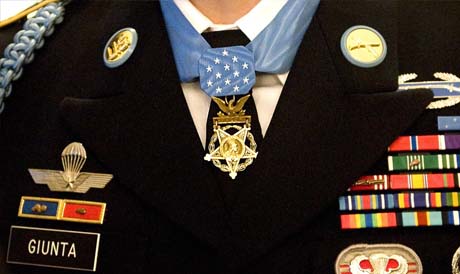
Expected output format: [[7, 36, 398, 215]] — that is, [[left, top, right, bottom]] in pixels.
[[0, 0, 459, 273]]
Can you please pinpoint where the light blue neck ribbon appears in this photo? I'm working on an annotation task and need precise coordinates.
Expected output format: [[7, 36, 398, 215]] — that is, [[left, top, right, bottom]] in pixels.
[[160, 0, 320, 83]]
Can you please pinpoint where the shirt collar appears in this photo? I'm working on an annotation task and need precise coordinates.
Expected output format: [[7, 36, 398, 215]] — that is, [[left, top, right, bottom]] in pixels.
[[173, 0, 289, 85], [173, 0, 288, 40]]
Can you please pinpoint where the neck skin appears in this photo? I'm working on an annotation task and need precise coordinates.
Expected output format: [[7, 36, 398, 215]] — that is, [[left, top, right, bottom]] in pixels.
[[189, 0, 260, 24]]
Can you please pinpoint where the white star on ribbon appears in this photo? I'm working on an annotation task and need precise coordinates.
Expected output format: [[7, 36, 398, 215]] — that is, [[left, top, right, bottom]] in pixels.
[[198, 47, 256, 96]]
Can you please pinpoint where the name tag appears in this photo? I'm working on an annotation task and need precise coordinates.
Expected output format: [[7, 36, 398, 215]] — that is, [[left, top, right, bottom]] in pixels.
[[7, 226, 100, 272]]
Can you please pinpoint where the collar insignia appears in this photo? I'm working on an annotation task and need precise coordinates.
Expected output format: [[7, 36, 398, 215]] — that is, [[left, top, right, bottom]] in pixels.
[[341, 25, 387, 68], [28, 142, 113, 193], [103, 28, 138, 68]]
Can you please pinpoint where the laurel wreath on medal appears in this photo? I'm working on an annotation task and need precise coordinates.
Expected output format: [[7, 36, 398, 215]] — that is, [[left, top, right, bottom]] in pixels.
[[207, 124, 257, 175], [204, 95, 259, 179]]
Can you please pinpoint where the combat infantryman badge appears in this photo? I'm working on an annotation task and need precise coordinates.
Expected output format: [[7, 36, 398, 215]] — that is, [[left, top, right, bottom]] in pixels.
[[28, 142, 113, 193], [398, 72, 460, 109], [335, 244, 422, 274], [204, 95, 258, 179]]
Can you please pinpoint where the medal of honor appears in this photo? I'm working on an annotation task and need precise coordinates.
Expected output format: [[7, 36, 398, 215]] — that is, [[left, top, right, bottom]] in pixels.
[[204, 95, 258, 179]]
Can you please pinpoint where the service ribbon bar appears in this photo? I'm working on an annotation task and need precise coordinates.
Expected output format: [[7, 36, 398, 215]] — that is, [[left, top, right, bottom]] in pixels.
[[18, 196, 106, 224], [339, 191, 460, 211], [388, 154, 460, 171], [340, 210, 460, 229], [438, 116, 460, 131], [349, 173, 460, 192], [388, 134, 460, 152]]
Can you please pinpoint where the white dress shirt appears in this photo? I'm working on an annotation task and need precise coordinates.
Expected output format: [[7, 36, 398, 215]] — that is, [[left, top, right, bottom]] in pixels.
[[173, 0, 289, 148]]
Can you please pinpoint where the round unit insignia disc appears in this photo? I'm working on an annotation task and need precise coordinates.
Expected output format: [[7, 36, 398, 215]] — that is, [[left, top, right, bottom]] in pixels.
[[341, 25, 387, 68], [103, 28, 138, 68]]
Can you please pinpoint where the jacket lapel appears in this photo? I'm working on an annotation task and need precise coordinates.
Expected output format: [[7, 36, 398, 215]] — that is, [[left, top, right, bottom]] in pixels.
[[59, 1, 233, 252], [227, 6, 433, 261], [59, 0, 434, 265]]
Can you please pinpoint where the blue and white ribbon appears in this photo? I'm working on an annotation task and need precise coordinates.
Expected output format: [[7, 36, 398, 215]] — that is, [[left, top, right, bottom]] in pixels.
[[160, 0, 320, 96]]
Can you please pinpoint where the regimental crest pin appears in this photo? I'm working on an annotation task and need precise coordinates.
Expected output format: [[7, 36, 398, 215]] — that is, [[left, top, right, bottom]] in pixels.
[[336, 244, 422, 274], [204, 95, 258, 179], [29, 142, 113, 193]]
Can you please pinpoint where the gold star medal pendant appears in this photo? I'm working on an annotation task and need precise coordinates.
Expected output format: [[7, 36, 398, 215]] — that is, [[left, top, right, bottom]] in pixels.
[[204, 95, 258, 179], [199, 46, 258, 179]]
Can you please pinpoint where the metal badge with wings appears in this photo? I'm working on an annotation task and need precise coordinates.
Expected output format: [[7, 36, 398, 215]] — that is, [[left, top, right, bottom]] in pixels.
[[28, 142, 113, 193]]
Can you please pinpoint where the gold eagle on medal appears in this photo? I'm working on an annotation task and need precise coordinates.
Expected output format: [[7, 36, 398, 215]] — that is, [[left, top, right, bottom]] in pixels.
[[211, 95, 250, 116], [29, 142, 113, 193]]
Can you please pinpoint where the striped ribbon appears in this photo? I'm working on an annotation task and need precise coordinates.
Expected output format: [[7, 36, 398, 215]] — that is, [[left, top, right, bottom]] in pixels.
[[339, 191, 460, 211], [388, 154, 460, 171], [388, 134, 460, 152], [349, 173, 460, 191], [340, 210, 460, 229]]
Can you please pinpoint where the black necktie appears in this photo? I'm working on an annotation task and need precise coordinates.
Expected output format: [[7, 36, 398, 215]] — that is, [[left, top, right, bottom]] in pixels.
[[202, 30, 262, 206]]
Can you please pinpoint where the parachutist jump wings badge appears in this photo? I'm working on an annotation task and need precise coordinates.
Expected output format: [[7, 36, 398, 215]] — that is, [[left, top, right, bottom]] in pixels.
[[29, 142, 113, 193], [204, 95, 258, 180]]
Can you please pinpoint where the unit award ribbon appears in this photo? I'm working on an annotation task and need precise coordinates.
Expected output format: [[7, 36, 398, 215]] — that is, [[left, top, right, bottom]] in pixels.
[[204, 95, 258, 179]]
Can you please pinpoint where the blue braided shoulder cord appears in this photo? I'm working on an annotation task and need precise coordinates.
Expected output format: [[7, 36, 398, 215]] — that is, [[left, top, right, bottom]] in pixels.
[[0, 1, 66, 114]]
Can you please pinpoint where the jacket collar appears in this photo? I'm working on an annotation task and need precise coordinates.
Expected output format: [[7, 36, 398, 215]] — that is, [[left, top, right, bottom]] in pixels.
[[59, 0, 433, 265]]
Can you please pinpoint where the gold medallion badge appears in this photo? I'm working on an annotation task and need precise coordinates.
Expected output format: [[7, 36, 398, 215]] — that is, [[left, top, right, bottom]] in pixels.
[[204, 95, 258, 179], [103, 28, 138, 68], [340, 25, 387, 68]]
